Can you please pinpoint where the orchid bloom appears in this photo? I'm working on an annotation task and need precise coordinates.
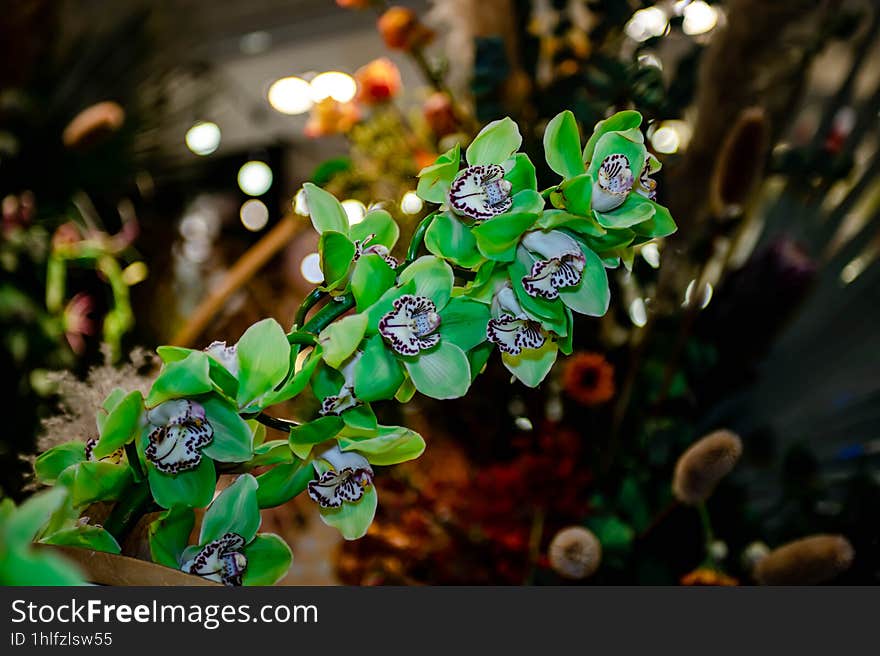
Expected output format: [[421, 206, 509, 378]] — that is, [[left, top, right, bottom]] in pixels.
[[84, 436, 124, 465], [205, 340, 239, 376], [144, 399, 213, 474], [181, 532, 247, 586], [487, 285, 546, 355], [520, 230, 586, 299], [448, 164, 513, 221], [592, 154, 635, 212], [319, 353, 361, 416], [378, 294, 441, 356], [307, 445, 374, 509], [636, 163, 657, 200], [354, 232, 398, 268]]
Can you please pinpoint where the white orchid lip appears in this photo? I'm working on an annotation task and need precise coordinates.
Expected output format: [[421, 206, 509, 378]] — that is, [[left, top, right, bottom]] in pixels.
[[520, 230, 586, 299], [378, 294, 441, 356], [636, 164, 657, 200], [319, 352, 362, 416], [307, 446, 374, 509], [354, 233, 398, 268], [205, 341, 239, 377], [592, 154, 634, 212], [448, 164, 513, 221], [487, 286, 545, 355], [84, 436, 125, 464], [182, 532, 247, 586], [144, 399, 213, 474]]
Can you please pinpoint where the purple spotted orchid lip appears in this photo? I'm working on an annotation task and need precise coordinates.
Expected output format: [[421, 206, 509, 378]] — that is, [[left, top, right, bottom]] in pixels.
[[205, 341, 239, 377], [448, 164, 513, 221], [354, 233, 398, 268], [378, 294, 441, 356], [307, 446, 374, 509], [84, 436, 125, 465], [319, 353, 362, 416], [636, 164, 657, 200], [144, 399, 213, 474], [520, 230, 586, 300], [181, 532, 247, 586], [487, 286, 546, 355], [592, 154, 635, 212]]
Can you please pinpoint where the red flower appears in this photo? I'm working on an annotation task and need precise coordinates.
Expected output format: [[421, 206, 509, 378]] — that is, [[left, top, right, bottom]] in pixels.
[[63, 293, 97, 354], [377, 7, 434, 51], [422, 92, 458, 137], [304, 99, 361, 138], [355, 58, 402, 105], [561, 352, 615, 406]]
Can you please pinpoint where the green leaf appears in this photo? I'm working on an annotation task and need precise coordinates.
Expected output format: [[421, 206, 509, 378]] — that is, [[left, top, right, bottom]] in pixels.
[[473, 212, 538, 261], [34, 443, 85, 485], [404, 342, 471, 399], [504, 153, 538, 193], [339, 425, 425, 466], [631, 199, 677, 238], [438, 297, 490, 351], [559, 243, 610, 317], [587, 515, 634, 553], [466, 117, 522, 166], [146, 352, 213, 407], [94, 390, 143, 459], [544, 110, 585, 178], [201, 396, 254, 463], [425, 212, 484, 268], [502, 339, 558, 387], [3, 487, 68, 545], [146, 455, 216, 510], [595, 193, 656, 229], [353, 334, 405, 402], [351, 254, 396, 311], [288, 416, 343, 459], [318, 486, 377, 540], [318, 313, 367, 369], [318, 231, 356, 290], [235, 322, 289, 409], [417, 144, 460, 204], [42, 525, 121, 554], [583, 110, 643, 164], [255, 460, 314, 508], [341, 403, 378, 432], [558, 173, 593, 216], [58, 461, 132, 508], [398, 255, 454, 309], [303, 183, 348, 234], [349, 209, 399, 249], [242, 534, 293, 585], [200, 474, 260, 544], [261, 347, 323, 407], [148, 506, 195, 568]]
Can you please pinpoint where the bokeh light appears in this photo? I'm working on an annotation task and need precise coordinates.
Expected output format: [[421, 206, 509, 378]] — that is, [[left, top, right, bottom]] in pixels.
[[682, 1, 719, 35], [300, 252, 324, 284], [310, 71, 357, 103], [625, 7, 668, 42], [341, 199, 366, 225], [267, 76, 313, 115], [240, 199, 269, 231], [237, 161, 273, 196], [401, 191, 424, 215], [185, 121, 221, 156]]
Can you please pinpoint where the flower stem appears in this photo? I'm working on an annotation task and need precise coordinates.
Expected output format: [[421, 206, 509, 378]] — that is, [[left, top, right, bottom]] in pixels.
[[293, 289, 328, 329], [104, 481, 156, 545], [287, 332, 318, 346], [698, 502, 714, 546], [124, 442, 144, 482], [255, 413, 301, 432], [404, 212, 437, 266], [301, 292, 356, 333]]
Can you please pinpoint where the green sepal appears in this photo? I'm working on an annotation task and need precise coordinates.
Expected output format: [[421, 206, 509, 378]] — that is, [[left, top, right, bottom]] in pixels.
[[303, 183, 348, 234], [317, 486, 377, 540], [353, 334, 405, 402], [242, 534, 293, 585], [200, 473, 260, 544], [261, 346, 323, 407], [349, 209, 399, 249], [351, 254, 396, 311], [594, 193, 656, 229], [417, 144, 460, 204], [397, 255, 454, 309], [200, 396, 254, 463], [57, 460, 132, 508], [558, 173, 593, 216], [501, 339, 558, 388], [34, 442, 86, 485], [466, 117, 522, 167], [438, 297, 490, 351], [558, 242, 610, 317], [425, 212, 485, 269], [583, 110, 643, 164], [236, 318, 291, 409], [318, 312, 367, 369], [544, 110, 585, 178], [94, 390, 143, 459], [318, 231, 356, 291], [338, 425, 425, 466], [472, 212, 538, 262], [148, 506, 195, 568], [146, 351, 212, 408], [41, 525, 121, 555], [404, 342, 471, 399], [255, 460, 314, 508], [248, 440, 294, 467]]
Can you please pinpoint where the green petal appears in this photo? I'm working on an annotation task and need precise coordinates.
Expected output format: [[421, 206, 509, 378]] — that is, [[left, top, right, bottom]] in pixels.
[[630, 199, 677, 238], [349, 209, 399, 249], [318, 312, 367, 369], [260, 346, 323, 406], [200, 473, 260, 544], [146, 455, 216, 510], [544, 110, 585, 178], [249, 439, 294, 467], [318, 231, 355, 291], [57, 461, 132, 508], [425, 212, 484, 268], [417, 144, 460, 204], [303, 183, 348, 235], [559, 242, 610, 317], [398, 255, 454, 308], [201, 396, 254, 463], [242, 534, 293, 585], [288, 415, 343, 460], [94, 390, 143, 459], [351, 254, 397, 311], [504, 153, 538, 192], [255, 460, 313, 508], [466, 117, 522, 166], [236, 318, 291, 409], [353, 334, 405, 402], [42, 525, 121, 554], [394, 377, 416, 403], [587, 132, 647, 186], [146, 351, 213, 407], [509, 189, 545, 214], [467, 342, 494, 381], [342, 403, 378, 432], [148, 506, 195, 568], [595, 193, 656, 229], [582, 228, 636, 253], [3, 487, 68, 545], [95, 388, 126, 433], [583, 110, 644, 164], [318, 486, 377, 540], [338, 425, 425, 466], [157, 346, 239, 400], [34, 442, 85, 485], [558, 173, 593, 216], [438, 297, 490, 351], [536, 209, 606, 236], [502, 339, 558, 387], [473, 212, 538, 262], [404, 342, 471, 399]]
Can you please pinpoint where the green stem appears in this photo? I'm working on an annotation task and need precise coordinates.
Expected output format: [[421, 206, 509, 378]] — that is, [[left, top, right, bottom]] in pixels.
[[404, 213, 437, 266], [124, 442, 144, 482], [287, 332, 318, 346], [293, 289, 328, 329], [104, 482, 156, 544], [302, 292, 356, 333], [255, 413, 301, 432], [698, 502, 714, 547]]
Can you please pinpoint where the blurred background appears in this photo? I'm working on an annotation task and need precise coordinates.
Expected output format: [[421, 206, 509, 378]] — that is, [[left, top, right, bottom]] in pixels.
[[1, 0, 879, 584]]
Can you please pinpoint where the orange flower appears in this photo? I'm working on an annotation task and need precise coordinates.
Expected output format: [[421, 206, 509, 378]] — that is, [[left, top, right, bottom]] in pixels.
[[680, 568, 738, 586], [304, 98, 360, 138], [413, 149, 439, 171], [62, 101, 125, 148], [377, 7, 434, 51], [336, 0, 371, 7], [355, 58, 402, 105], [422, 92, 458, 137], [562, 352, 615, 406]]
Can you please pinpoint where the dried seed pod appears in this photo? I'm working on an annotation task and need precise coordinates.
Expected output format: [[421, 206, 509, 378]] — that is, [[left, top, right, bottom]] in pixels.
[[709, 107, 768, 220], [672, 430, 743, 505], [548, 526, 601, 580], [754, 535, 854, 585]]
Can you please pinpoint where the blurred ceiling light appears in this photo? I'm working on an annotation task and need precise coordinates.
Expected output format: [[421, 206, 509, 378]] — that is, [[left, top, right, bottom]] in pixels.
[[267, 76, 313, 115], [185, 121, 221, 156], [300, 252, 324, 284], [310, 71, 357, 103], [239, 30, 272, 55], [625, 7, 668, 42], [240, 199, 269, 231], [641, 243, 661, 268], [840, 256, 867, 284], [400, 191, 423, 215], [682, 1, 718, 35], [237, 161, 273, 196], [684, 279, 713, 309], [514, 417, 534, 431], [651, 126, 680, 154], [341, 199, 366, 225], [293, 188, 309, 216], [629, 298, 648, 327]]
